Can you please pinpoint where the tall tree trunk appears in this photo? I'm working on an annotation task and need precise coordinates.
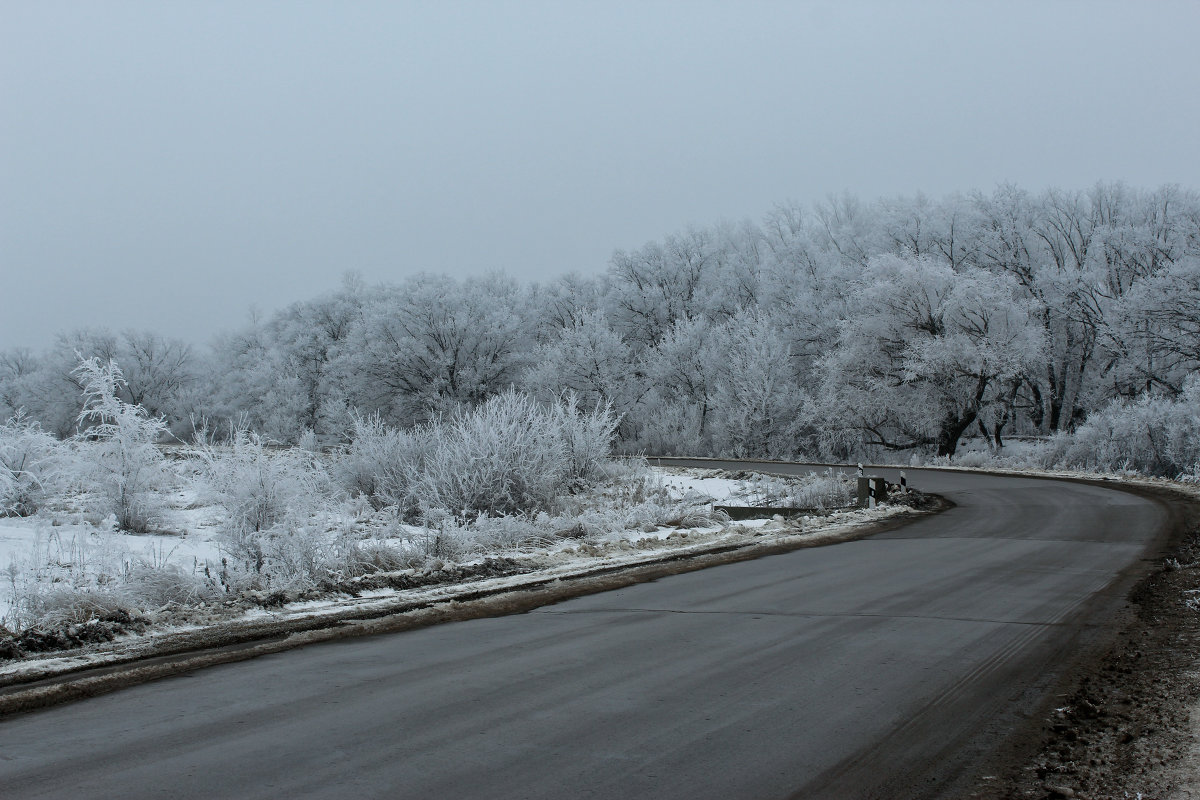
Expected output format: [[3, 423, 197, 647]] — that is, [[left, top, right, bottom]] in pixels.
[[935, 409, 979, 457]]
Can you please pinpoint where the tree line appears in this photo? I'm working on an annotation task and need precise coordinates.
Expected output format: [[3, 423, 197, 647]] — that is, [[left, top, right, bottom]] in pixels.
[[3, 182, 1198, 463]]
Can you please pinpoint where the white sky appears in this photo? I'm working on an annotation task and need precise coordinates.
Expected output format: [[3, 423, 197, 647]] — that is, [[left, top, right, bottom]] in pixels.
[[2, 0, 1198, 350]]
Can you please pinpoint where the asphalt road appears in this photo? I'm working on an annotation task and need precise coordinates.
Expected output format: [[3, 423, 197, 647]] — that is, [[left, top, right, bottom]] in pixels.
[[0, 464, 1170, 799]]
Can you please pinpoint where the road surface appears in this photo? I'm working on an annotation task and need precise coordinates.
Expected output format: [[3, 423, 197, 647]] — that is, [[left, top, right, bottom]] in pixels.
[[0, 464, 1170, 798]]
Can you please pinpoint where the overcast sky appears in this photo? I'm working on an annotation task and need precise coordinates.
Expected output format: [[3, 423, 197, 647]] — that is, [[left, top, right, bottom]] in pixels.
[[2, 1, 1198, 350]]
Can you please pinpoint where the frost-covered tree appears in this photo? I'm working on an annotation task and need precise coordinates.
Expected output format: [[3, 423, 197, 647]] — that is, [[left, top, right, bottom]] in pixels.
[[117, 331, 196, 424], [0, 349, 41, 419], [1105, 256, 1200, 396], [820, 255, 1045, 457], [643, 316, 718, 442], [5, 329, 199, 440], [11, 182, 1197, 468], [605, 228, 727, 348], [529, 273, 605, 341], [522, 311, 645, 424], [267, 277, 363, 441], [73, 357, 170, 532], [705, 311, 809, 459], [342, 273, 532, 426], [204, 315, 309, 443]]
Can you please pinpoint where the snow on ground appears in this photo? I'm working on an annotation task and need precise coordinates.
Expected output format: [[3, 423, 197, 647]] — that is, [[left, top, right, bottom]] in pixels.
[[656, 471, 746, 503], [0, 466, 852, 604], [0, 488, 226, 589], [654, 466, 853, 509]]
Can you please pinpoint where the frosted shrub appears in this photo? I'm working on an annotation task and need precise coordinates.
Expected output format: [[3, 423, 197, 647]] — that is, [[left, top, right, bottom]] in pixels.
[[19, 584, 136, 630], [125, 564, 217, 608], [1181, 464, 1200, 486], [421, 392, 566, 517], [786, 471, 855, 509], [197, 428, 335, 536], [422, 391, 621, 519], [256, 519, 335, 590], [335, 535, 422, 576], [948, 449, 1002, 469], [418, 518, 479, 561], [337, 392, 619, 522], [335, 412, 432, 516], [210, 514, 354, 594], [0, 411, 66, 517], [550, 393, 621, 484], [628, 398, 706, 457], [615, 496, 723, 531], [468, 513, 558, 551], [1050, 379, 1200, 477], [195, 427, 348, 590], [73, 358, 170, 532]]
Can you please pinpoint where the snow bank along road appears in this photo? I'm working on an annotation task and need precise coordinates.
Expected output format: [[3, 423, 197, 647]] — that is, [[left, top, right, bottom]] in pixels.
[[0, 463, 1171, 799]]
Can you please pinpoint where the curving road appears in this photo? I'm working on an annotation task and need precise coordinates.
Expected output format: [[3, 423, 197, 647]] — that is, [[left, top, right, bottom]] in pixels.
[[0, 464, 1171, 799]]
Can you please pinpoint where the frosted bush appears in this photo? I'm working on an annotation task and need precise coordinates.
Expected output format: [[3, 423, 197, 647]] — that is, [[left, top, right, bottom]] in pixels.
[[550, 393, 621, 484], [336, 536, 423, 575], [614, 496, 723, 531], [595, 455, 652, 484], [467, 513, 561, 551], [257, 520, 333, 589], [946, 449, 1001, 469], [339, 392, 620, 522], [208, 513, 366, 593], [1047, 378, 1200, 477], [417, 390, 620, 519], [73, 357, 171, 532], [196, 428, 336, 535], [419, 391, 569, 517], [785, 471, 855, 509], [0, 411, 67, 517], [195, 427, 348, 587], [19, 584, 136, 630], [626, 397, 706, 457], [125, 564, 217, 608], [335, 412, 433, 516], [404, 515, 477, 562]]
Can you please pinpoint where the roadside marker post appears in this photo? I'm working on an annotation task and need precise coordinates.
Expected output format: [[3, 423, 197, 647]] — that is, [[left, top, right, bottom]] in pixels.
[[869, 477, 887, 506], [857, 473, 889, 508], [900, 471, 907, 493]]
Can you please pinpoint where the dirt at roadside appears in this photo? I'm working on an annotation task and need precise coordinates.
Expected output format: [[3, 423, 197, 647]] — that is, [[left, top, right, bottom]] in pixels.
[[981, 485, 1200, 800]]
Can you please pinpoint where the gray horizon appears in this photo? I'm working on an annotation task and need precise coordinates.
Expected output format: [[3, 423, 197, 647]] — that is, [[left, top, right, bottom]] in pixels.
[[3, 0, 1198, 350]]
